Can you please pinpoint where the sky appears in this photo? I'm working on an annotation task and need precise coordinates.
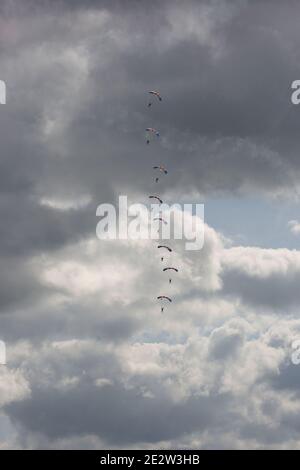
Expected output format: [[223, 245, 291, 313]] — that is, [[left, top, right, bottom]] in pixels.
[[1, 0, 300, 449]]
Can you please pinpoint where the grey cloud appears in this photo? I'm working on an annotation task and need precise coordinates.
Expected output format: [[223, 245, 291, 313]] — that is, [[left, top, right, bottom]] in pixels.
[[209, 327, 244, 360], [5, 381, 230, 445], [222, 269, 300, 311]]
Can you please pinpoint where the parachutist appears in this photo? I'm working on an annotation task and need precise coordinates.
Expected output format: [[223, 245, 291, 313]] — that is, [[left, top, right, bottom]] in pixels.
[[155, 177, 159, 183], [161, 307, 164, 313], [169, 279, 172, 284], [161, 257, 164, 262]]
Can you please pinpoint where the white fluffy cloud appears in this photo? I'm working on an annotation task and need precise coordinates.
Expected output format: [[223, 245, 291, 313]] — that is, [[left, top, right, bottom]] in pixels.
[[288, 220, 300, 235]]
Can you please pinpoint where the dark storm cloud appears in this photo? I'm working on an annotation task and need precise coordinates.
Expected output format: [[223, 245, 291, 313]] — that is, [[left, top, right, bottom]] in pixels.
[[5, 380, 231, 445], [0, 299, 142, 343], [0, 257, 50, 311], [40, 0, 300, 197]]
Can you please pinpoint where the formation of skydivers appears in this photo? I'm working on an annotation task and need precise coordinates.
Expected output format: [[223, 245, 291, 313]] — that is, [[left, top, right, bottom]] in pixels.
[[146, 90, 178, 313]]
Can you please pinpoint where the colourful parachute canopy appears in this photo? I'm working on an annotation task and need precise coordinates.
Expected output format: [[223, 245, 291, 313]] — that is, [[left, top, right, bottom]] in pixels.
[[157, 245, 172, 252], [157, 296, 172, 302], [149, 195, 163, 204], [154, 217, 168, 225], [153, 165, 168, 175], [149, 90, 162, 101], [146, 127, 160, 136], [163, 267, 178, 272]]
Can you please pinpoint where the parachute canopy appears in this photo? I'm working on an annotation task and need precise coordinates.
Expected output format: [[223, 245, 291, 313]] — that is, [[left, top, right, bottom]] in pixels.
[[157, 245, 172, 252], [146, 127, 160, 136], [149, 195, 163, 204], [163, 267, 178, 272], [149, 90, 162, 101], [153, 165, 168, 175], [157, 295, 172, 302]]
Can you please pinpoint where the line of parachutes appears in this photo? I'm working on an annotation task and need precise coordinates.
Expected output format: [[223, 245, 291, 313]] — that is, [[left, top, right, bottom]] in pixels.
[[146, 90, 179, 313]]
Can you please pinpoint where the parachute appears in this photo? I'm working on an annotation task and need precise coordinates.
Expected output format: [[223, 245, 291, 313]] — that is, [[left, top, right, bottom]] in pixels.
[[148, 90, 162, 107], [149, 195, 163, 204], [145, 128, 160, 144], [163, 267, 178, 284], [158, 244, 172, 262], [157, 295, 172, 310]]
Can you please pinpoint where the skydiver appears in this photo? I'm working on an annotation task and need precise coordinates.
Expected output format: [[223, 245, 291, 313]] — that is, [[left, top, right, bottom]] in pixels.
[[161, 257, 164, 262], [155, 177, 159, 183], [169, 279, 172, 284], [147, 140, 150, 144], [161, 307, 164, 313]]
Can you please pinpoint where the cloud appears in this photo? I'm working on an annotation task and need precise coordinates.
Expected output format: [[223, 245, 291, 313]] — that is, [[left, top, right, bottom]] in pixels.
[[288, 220, 300, 235], [221, 247, 300, 310], [1, 0, 300, 450]]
